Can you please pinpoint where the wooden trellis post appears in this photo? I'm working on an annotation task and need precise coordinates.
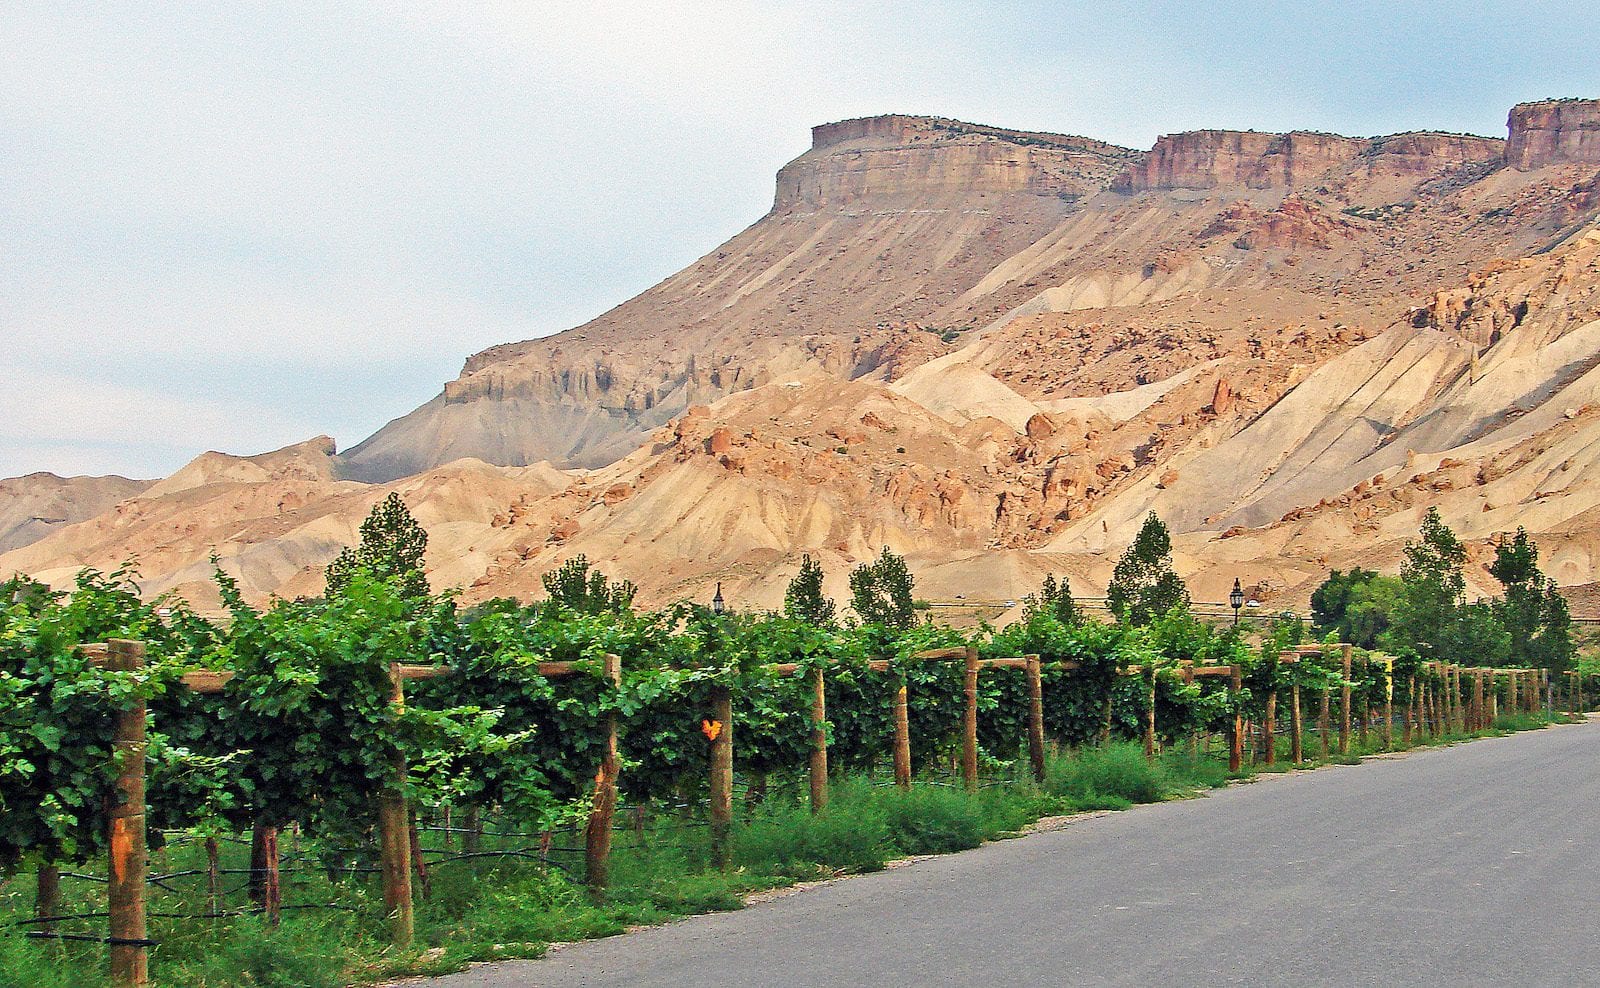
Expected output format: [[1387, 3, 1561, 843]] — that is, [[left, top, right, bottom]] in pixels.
[[1143, 666, 1158, 761], [1229, 665, 1244, 774], [708, 684, 734, 868], [1356, 653, 1369, 750], [1260, 668, 1278, 767], [1290, 680, 1303, 765], [1380, 656, 1394, 750], [584, 653, 622, 891], [809, 665, 829, 812], [1319, 685, 1332, 759], [962, 647, 980, 789], [106, 640, 149, 988], [1026, 654, 1047, 782], [1339, 644, 1352, 755], [892, 673, 912, 789]]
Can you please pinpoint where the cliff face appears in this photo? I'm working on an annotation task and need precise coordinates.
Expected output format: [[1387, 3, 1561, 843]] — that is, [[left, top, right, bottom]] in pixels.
[[342, 103, 1596, 485], [1507, 100, 1600, 170], [1117, 130, 1504, 192], [343, 116, 1130, 480], [776, 115, 1137, 208]]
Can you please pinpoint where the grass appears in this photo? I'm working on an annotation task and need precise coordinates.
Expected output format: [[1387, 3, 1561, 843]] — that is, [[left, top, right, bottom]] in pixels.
[[0, 712, 1566, 987]]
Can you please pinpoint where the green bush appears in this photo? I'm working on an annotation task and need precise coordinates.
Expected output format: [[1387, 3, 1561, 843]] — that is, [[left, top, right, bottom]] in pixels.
[[878, 784, 990, 853], [1046, 742, 1169, 805], [733, 788, 890, 875]]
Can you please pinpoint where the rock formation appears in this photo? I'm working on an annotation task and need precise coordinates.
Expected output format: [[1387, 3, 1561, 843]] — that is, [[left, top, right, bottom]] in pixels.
[[1506, 99, 1600, 170], [8, 100, 1600, 616]]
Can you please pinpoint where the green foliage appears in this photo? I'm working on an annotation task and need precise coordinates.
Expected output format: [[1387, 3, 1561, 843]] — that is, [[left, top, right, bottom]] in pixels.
[[1311, 567, 1399, 648], [1022, 573, 1078, 625], [1045, 742, 1167, 805], [1391, 507, 1466, 658], [325, 492, 430, 599], [848, 548, 916, 629], [1106, 513, 1189, 626], [783, 554, 835, 627], [538, 555, 637, 615], [1490, 528, 1574, 671]]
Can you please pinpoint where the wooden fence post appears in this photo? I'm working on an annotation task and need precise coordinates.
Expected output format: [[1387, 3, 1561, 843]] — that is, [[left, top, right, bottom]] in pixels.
[[1290, 682, 1303, 765], [1376, 658, 1388, 741], [1143, 667, 1158, 761], [1507, 669, 1518, 718], [106, 639, 148, 988], [1318, 686, 1331, 759], [35, 862, 60, 934], [809, 665, 829, 812], [709, 684, 734, 868], [585, 653, 622, 892], [380, 663, 414, 948], [1026, 655, 1047, 782], [1339, 644, 1352, 755], [1261, 674, 1277, 767], [892, 672, 912, 789], [1229, 665, 1244, 774], [1454, 666, 1465, 733], [962, 647, 980, 790], [1356, 654, 1369, 750]]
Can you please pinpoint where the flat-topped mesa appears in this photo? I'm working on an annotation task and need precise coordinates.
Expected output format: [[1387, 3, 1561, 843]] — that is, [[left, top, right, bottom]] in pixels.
[[1116, 129, 1505, 192], [775, 114, 1137, 210], [1506, 99, 1600, 170]]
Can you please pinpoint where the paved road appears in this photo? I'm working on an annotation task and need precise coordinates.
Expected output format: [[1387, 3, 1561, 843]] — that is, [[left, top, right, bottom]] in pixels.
[[420, 722, 1599, 987]]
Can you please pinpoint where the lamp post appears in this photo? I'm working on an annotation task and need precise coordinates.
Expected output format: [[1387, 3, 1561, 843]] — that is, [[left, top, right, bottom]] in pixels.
[[1230, 578, 1244, 626], [711, 582, 725, 615]]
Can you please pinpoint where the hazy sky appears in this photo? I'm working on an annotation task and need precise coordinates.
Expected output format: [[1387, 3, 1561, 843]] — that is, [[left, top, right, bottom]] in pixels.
[[4, 2, 1597, 479]]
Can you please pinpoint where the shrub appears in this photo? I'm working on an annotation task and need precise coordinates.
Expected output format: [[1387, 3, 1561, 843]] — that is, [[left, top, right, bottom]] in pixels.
[[1046, 742, 1169, 805]]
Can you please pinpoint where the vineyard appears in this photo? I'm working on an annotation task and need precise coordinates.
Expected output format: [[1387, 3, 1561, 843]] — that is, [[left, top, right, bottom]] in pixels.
[[0, 549, 1578, 987]]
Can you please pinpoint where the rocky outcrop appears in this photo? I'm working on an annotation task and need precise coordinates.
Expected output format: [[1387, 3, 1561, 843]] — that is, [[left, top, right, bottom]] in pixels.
[[1119, 129, 1504, 192], [1506, 100, 1600, 170], [776, 114, 1136, 209], [1117, 130, 1365, 192]]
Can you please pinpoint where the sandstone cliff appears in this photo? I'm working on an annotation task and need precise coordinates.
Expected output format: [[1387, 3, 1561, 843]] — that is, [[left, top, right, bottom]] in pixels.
[[1506, 99, 1600, 170]]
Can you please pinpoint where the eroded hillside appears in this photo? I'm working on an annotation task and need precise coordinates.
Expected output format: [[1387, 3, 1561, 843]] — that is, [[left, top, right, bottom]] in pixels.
[[7, 101, 1600, 614]]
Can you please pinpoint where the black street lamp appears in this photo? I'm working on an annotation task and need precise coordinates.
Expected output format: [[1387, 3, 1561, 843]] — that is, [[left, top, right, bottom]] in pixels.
[[1230, 578, 1245, 626], [711, 582, 725, 615]]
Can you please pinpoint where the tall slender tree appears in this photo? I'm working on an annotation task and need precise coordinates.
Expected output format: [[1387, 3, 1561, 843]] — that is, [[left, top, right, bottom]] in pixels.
[[784, 554, 836, 626], [1106, 512, 1189, 626], [325, 492, 430, 598]]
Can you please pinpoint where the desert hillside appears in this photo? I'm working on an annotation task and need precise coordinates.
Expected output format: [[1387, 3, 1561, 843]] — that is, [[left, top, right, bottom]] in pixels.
[[6, 100, 1600, 615], [0, 473, 151, 555]]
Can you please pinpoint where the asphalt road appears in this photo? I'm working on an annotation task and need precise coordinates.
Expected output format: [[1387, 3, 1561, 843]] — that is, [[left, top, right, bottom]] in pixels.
[[418, 721, 1599, 987]]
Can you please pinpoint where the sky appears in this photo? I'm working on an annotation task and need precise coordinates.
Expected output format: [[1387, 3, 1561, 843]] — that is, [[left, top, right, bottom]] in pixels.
[[3, 1, 1597, 480]]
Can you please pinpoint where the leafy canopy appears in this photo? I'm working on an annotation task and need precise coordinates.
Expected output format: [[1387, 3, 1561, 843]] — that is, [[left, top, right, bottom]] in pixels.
[[540, 555, 637, 615], [325, 492, 430, 599], [1106, 513, 1189, 626], [784, 554, 836, 627], [848, 548, 916, 630]]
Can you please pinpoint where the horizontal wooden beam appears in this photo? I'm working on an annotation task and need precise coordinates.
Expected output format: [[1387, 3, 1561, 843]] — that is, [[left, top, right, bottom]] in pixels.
[[979, 657, 1029, 669], [179, 670, 234, 694], [394, 664, 452, 681], [911, 647, 970, 661], [1191, 666, 1235, 678]]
